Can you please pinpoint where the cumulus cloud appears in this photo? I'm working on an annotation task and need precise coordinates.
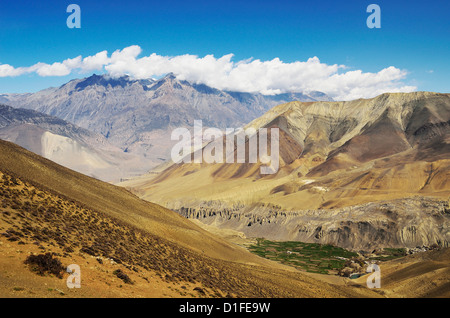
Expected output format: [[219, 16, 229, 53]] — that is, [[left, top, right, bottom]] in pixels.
[[0, 64, 26, 77], [80, 51, 108, 72], [0, 56, 82, 77], [0, 45, 416, 100]]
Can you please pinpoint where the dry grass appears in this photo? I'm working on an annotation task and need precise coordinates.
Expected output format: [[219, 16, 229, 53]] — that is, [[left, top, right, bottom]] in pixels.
[[0, 171, 281, 297], [0, 140, 373, 298]]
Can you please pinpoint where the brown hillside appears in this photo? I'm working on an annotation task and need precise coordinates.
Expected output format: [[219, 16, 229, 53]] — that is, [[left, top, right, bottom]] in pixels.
[[119, 92, 450, 250], [0, 139, 376, 298]]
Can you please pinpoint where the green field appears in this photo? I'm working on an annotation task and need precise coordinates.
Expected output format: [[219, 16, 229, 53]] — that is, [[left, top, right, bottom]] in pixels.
[[248, 239, 358, 274]]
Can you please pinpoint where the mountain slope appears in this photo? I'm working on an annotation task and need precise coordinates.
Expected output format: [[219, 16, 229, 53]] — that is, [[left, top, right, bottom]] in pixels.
[[0, 138, 377, 298], [351, 248, 450, 298], [120, 92, 450, 250], [0, 104, 147, 182]]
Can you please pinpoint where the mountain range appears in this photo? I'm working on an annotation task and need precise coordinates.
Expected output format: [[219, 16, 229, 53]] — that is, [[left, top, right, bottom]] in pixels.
[[120, 92, 450, 250], [2, 76, 449, 251], [0, 76, 449, 297], [0, 73, 333, 179]]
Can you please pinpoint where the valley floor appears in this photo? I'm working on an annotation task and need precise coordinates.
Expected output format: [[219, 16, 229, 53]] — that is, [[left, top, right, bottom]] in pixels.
[[184, 219, 450, 298]]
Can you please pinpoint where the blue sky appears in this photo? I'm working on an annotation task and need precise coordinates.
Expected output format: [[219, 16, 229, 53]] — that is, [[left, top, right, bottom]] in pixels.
[[0, 0, 448, 98]]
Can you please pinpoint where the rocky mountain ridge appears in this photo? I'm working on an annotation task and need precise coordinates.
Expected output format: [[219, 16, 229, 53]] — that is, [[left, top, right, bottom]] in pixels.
[[0, 73, 332, 171]]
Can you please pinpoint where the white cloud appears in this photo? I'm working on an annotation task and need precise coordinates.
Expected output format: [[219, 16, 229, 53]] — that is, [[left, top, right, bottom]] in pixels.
[[0, 64, 26, 77], [33, 56, 82, 77], [0, 56, 82, 77], [81, 51, 108, 72], [0, 45, 416, 100]]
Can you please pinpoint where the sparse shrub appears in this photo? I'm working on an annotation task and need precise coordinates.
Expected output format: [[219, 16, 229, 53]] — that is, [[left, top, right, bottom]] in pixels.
[[10, 176, 19, 186], [80, 245, 97, 256], [24, 253, 65, 278], [111, 256, 122, 264], [193, 287, 206, 295], [63, 245, 74, 253], [113, 269, 133, 284]]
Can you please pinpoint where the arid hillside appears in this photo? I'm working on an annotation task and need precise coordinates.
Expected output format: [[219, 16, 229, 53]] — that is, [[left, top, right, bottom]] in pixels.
[[120, 92, 450, 250], [0, 139, 380, 298], [350, 248, 450, 298]]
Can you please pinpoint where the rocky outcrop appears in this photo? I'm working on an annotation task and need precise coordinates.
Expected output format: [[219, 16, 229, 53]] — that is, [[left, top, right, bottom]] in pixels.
[[174, 196, 450, 251]]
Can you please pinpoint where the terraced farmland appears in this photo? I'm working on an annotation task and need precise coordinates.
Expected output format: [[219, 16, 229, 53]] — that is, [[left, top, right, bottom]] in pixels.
[[248, 239, 358, 274]]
